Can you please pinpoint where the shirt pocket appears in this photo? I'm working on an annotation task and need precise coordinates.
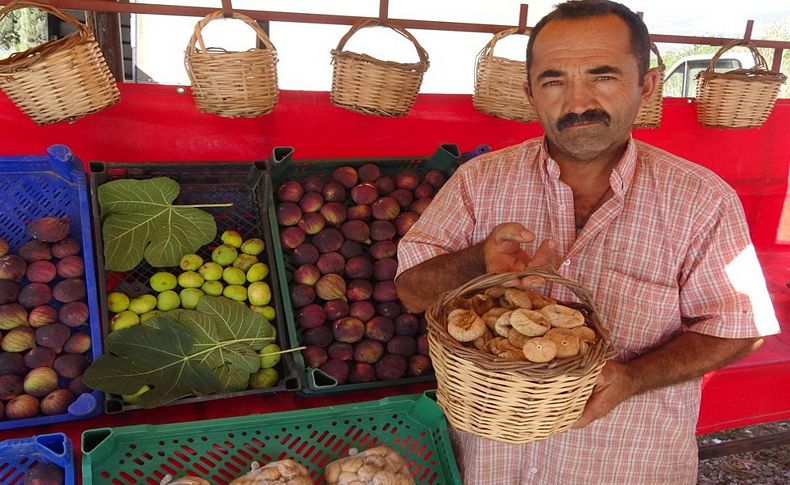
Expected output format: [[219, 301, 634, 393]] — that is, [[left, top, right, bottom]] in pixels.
[[596, 268, 681, 360]]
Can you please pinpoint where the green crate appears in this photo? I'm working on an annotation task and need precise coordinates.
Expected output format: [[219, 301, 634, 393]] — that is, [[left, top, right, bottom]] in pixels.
[[267, 145, 460, 394], [81, 391, 461, 485]]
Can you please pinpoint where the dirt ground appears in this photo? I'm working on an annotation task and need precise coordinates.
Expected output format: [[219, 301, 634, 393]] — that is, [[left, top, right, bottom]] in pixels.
[[697, 419, 790, 484]]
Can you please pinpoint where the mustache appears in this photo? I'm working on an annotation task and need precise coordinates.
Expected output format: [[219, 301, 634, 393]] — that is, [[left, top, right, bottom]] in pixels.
[[556, 109, 611, 131]]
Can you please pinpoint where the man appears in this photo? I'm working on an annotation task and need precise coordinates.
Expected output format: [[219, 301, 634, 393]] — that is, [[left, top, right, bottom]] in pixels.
[[395, 1, 780, 483]]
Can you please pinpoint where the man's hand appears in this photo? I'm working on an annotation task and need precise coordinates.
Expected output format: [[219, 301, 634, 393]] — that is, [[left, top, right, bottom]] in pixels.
[[483, 223, 558, 289], [571, 361, 637, 429]]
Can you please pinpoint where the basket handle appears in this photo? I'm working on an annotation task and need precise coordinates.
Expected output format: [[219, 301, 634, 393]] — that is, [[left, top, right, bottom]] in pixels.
[[649, 42, 665, 69], [704, 40, 769, 73], [187, 9, 275, 54], [479, 27, 529, 59], [334, 19, 429, 67], [0, 0, 88, 34]]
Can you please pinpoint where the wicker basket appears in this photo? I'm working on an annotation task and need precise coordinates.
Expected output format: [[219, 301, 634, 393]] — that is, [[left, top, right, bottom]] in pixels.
[[0, 1, 120, 125], [185, 10, 279, 118], [330, 19, 429, 117], [473, 28, 536, 123], [695, 40, 787, 128], [633, 42, 665, 129], [425, 268, 616, 444]]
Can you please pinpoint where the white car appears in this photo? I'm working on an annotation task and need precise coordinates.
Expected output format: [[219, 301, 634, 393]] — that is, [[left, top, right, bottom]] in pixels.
[[662, 52, 756, 97]]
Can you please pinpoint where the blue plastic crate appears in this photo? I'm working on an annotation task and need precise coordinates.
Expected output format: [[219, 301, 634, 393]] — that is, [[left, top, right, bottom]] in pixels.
[[0, 432, 75, 485], [0, 145, 103, 430]]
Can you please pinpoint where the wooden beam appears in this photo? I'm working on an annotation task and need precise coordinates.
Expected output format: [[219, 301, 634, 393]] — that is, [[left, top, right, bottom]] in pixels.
[[86, 8, 123, 81], [698, 429, 790, 460]]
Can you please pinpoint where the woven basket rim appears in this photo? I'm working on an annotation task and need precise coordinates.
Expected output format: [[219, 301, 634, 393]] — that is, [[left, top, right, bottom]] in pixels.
[[186, 9, 276, 59], [478, 27, 529, 61], [333, 18, 429, 71], [331, 49, 426, 73], [426, 267, 616, 379]]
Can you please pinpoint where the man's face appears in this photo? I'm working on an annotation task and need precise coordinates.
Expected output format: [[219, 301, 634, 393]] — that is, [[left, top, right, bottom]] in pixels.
[[526, 14, 655, 162]]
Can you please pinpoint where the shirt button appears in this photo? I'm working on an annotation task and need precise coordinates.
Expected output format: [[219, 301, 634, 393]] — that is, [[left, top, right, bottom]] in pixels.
[[563, 260, 571, 266], [530, 467, 538, 474], [559, 204, 566, 211]]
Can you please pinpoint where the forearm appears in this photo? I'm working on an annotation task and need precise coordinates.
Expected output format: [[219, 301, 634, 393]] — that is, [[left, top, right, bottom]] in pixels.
[[626, 331, 763, 395], [395, 243, 486, 313]]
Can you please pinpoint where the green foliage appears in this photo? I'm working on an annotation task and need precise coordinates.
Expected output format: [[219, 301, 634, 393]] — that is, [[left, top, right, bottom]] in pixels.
[[0, 8, 46, 55]]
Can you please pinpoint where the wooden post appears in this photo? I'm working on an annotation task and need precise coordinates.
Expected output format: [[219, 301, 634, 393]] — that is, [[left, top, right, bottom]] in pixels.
[[86, 1, 124, 81]]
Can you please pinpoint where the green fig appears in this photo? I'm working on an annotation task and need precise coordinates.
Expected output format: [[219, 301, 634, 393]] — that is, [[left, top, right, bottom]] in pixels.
[[259, 343, 282, 369], [240, 238, 265, 256], [249, 368, 279, 389], [232, 254, 258, 272], [156, 290, 180, 311], [128, 294, 157, 314], [201, 280, 224, 296], [178, 271, 204, 289], [179, 288, 204, 309], [107, 291, 130, 313], [150, 272, 177, 292], [221, 230, 243, 248], [179, 253, 203, 271], [222, 267, 246, 286], [110, 310, 139, 332], [251, 305, 276, 321], [246, 262, 269, 283], [247, 281, 272, 306], [211, 245, 238, 266], [223, 285, 248, 302], [140, 310, 160, 323], [198, 262, 223, 281]]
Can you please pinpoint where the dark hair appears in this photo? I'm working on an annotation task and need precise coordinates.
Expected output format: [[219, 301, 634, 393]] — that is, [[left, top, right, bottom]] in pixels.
[[526, 0, 651, 86]]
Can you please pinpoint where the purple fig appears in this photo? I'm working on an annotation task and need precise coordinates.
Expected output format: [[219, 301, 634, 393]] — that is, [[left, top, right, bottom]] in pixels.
[[280, 227, 306, 249], [394, 313, 420, 336], [347, 204, 371, 221], [323, 299, 350, 320], [387, 335, 417, 357], [332, 166, 359, 188], [321, 181, 346, 202], [332, 317, 365, 343], [339, 240, 363, 259], [53, 353, 88, 379], [294, 264, 321, 286], [340, 220, 371, 244], [56, 255, 84, 278], [35, 323, 70, 352], [63, 332, 92, 354], [51, 238, 81, 258], [27, 216, 70, 242], [351, 182, 379, 205], [2, 326, 36, 352], [276, 202, 303, 227], [25, 260, 56, 283], [293, 243, 320, 265], [18, 240, 52, 262], [327, 341, 354, 361], [350, 301, 376, 323], [409, 198, 432, 214], [0, 302, 28, 329], [408, 354, 433, 376], [0, 255, 28, 281], [365, 316, 395, 342], [23, 366, 58, 397], [299, 191, 324, 213], [396, 171, 419, 191], [417, 315, 428, 334], [0, 280, 19, 304], [375, 176, 396, 195], [298, 212, 327, 235], [373, 280, 398, 302], [0, 352, 26, 375], [353, 339, 384, 364], [348, 362, 376, 383], [376, 301, 402, 320], [316, 252, 345, 275], [417, 333, 430, 355], [25, 461, 65, 485], [370, 241, 397, 260], [370, 221, 397, 242], [371, 197, 400, 221], [375, 354, 407, 380], [301, 175, 324, 193], [24, 347, 56, 369], [319, 202, 347, 226], [68, 375, 92, 395], [315, 274, 347, 301], [395, 211, 420, 237], [52, 278, 85, 303], [28, 305, 56, 328], [289, 284, 316, 308], [312, 228, 344, 253], [302, 325, 333, 348], [277, 180, 304, 203], [358, 163, 381, 182], [4, 393, 39, 419], [424, 170, 447, 189], [18, 283, 52, 308], [346, 279, 373, 302], [302, 345, 328, 368], [0, 374, 23, 400], [374, 258, 398, 281], [345, 256, 373, 280], [389, 189, 414, 209], [297, 303, 326, 329], [414, 182, 435, 199], [40, 388, 75, 415], [319, 358, 349, 384], [58, 301, 89, 327]]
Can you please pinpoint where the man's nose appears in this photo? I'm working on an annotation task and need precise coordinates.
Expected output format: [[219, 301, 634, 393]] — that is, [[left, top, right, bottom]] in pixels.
[[564, 80, 598, 115]]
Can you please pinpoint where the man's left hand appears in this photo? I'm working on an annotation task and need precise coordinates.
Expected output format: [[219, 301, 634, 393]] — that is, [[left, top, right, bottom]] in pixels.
[[571, 361, 637, 428]]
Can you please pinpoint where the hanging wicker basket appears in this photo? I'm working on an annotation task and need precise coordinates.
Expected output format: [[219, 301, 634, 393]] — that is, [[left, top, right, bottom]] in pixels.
[[425, 268, 616, 444], [185, 10, 279, 118], [695, 40, 786, 128], [330, 19, 429, 117], [0, 1, 120, 125], [633, 42, 665, 129], [473, 28, 536, 123]]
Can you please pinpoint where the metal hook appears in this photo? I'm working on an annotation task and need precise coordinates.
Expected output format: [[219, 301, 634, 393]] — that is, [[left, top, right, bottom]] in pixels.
[[517, 4, 528, 34], [221, 0, 233, 18]]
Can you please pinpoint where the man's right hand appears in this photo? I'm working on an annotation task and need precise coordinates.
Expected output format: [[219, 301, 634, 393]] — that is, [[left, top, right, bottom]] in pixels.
[[483, 222, 558, 288]]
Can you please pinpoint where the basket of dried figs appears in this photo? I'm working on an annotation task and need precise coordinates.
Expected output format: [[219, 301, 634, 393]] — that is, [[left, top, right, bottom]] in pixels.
[[425, 267, 615, 444]]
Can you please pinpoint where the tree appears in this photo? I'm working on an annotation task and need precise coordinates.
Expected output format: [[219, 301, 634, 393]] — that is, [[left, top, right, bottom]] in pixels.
[[0, 8, 46, 55]]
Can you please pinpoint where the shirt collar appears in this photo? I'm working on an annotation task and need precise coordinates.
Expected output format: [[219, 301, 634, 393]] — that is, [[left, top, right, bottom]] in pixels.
[[537, 136, 638, 197]]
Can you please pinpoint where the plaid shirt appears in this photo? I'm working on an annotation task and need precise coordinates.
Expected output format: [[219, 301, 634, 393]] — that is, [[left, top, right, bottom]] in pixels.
[[397, 138, 779, 484]]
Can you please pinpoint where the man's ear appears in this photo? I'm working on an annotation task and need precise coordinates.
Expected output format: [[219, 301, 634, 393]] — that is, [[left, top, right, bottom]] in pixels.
[[639, 68, 659, 105], [524, 80, 535, 106]]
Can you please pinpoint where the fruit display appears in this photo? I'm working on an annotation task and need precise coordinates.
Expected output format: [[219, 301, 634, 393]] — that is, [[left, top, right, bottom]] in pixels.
[[274, 163, 447, 385], [0, 218, 94, 423], [445, 287, 599, 363]]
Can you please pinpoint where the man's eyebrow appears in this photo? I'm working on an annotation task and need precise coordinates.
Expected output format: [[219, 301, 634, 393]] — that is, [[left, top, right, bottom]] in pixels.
[[537, 69, 564, 80], [588, 65, 622, 75]]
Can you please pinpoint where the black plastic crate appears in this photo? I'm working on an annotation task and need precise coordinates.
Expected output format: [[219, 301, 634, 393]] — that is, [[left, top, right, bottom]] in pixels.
[[88, 161, 301, 412]]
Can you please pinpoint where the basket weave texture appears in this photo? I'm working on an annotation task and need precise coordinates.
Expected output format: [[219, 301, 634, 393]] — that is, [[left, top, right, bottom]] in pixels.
[[185, 10, 279, 118], [330, 19, 429, 117], [0, 1, 120, 125], [695, 40, 786, 128], [426, 268, 615, 444], [473, 28, 536, 123], [633, 42, 665, 129]]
